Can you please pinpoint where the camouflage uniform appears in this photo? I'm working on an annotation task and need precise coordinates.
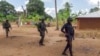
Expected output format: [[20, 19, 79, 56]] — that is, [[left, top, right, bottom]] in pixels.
[[61, 17, 74, 56], [2, 20, 11, 38], [37, 19, 47, 46]]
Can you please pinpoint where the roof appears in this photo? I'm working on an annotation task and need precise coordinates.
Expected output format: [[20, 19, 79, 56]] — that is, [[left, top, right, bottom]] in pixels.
[[78, 11, 100, 18]]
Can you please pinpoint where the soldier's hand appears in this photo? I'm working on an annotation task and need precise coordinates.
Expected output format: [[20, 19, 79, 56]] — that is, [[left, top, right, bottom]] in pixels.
[[64, 32, 67, 35], [10, 27, 12, 30], [46, 30, 48, 33], [73, 38, 75, 40], [46, 31, 48, 33]]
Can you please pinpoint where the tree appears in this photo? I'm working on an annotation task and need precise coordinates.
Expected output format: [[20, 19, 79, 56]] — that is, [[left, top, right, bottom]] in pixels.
[[26, 0, 53, 22], [58, 9, 65, 20], [57, 2, 72, 24], [0, 0, 16, 21], [44, 13, 53, 20], [89, 7, 99, 13], [64, 2, 72, 15], [26, 0, 45, 16]]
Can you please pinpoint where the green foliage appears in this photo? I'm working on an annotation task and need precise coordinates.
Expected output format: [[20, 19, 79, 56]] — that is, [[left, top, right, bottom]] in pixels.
[[32, 14, 41, 22], [0, 0, 16, 21], [26, 0, 45, 16], [6, 15, 16, 21], [71, 13, 78, 19], [26, 0, 52, 22], [44, 13, 53, 20], [64, 2, 72, 15], [57, 2, 72, 24], [89, 7, 99, 13], [27, 15, 33, 19]]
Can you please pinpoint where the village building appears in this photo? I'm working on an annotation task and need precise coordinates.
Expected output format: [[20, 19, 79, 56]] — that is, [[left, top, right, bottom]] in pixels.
[[76, 11, 100, 30]]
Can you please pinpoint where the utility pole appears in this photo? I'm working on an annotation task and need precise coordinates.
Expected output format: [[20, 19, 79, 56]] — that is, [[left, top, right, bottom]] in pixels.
[[55, 0, 59, 30], [22, 6, 25, 18], [98, 0, 100, 9]]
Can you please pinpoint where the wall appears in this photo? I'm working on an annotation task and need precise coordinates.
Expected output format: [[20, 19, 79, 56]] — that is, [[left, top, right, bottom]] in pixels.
[[77, 17, 100, 30]]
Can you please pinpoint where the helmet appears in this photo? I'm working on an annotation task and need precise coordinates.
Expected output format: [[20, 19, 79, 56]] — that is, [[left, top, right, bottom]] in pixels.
[[39, 18, 45, 22], [6, 20, 9, 22], [67, 17, 73, 21]]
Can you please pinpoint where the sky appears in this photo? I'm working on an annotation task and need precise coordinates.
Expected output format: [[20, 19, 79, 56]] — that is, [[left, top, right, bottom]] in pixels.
[[0, 0, 100, 17]]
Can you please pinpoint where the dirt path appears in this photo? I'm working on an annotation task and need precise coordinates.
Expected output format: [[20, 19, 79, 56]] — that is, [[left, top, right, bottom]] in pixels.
[[0, 25, 100, 56]]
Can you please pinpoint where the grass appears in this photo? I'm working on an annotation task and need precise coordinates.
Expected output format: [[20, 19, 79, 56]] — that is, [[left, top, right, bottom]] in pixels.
[[75, 30, 100, 39], [59, 30, 100, 39]]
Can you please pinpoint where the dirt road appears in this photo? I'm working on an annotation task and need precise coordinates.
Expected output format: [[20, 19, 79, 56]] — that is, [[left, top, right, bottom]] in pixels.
[[0, 25, 100, 56]]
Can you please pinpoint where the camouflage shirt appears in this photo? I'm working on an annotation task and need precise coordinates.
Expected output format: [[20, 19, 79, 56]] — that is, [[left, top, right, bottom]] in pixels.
[[61, 23, 74, 38], [37, 22, 46, 32]]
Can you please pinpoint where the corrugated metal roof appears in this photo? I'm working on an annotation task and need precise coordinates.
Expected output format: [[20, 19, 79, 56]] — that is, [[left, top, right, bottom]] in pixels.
[[78, 11, 100, 18]]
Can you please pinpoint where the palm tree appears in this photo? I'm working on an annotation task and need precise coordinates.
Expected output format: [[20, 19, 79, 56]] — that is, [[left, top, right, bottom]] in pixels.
[[55, 0, 59, 30]]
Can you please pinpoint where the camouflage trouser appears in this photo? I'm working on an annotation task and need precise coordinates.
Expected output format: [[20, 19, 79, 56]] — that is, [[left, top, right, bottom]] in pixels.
[[40, 31, 45, 37], [63, 36, 73, 56], [39, 31, 45, 45], [5, 28, 9, 38]]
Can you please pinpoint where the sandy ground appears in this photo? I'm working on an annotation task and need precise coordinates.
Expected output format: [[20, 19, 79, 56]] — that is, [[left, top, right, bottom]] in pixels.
[[0, 25, 100, 56]]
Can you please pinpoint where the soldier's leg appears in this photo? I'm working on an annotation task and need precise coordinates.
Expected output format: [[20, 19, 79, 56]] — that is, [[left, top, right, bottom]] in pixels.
[[41, 35, 44, 44], [39, 32, 42, 44], [69, 41, 73, 56], [41, 32, 45, 44], [39, 35, 44, 45], [39, 36, 42, 44], [62, 41, 70, 55], [39, 32, 45, 45], [6, 29, 9, 38]]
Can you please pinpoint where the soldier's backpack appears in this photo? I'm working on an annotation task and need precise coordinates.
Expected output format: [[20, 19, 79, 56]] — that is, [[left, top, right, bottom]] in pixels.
[[3, 22, 10, 28]]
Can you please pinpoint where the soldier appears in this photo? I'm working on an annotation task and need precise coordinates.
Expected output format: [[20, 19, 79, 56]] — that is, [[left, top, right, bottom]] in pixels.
[[37, 19, 48, 46], [16, 19, 19, 27], [61, 17, 75, 56], [2, 20, 12, 38]]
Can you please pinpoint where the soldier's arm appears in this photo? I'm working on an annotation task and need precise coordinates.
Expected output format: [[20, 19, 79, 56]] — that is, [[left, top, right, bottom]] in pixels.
[[73, 29, 75, 40], [61, 24, 66, 33], [45, 23, 48, 33], [37, 23, 42, 32], [2, 23, 5, 29], [9, 23, 12, 29], [45, 27, 48, 33]]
